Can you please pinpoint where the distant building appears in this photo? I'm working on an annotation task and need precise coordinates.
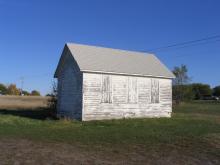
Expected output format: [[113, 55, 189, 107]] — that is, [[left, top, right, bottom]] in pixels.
[[54, 43, 175, 121]]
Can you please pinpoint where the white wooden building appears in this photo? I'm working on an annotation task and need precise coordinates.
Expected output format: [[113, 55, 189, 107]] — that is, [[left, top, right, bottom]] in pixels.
[[54, 43, 175, 121]]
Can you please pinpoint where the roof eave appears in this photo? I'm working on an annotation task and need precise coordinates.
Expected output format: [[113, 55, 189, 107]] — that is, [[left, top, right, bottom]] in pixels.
[[81, 70, 175, 79]]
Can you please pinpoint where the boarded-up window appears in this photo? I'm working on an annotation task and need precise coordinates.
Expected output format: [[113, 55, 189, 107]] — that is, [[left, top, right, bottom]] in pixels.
[[112, 76, 127, 103], [102, 75, 112, 103], [151, 79, 159, 103], [128, 77, 137, 103]]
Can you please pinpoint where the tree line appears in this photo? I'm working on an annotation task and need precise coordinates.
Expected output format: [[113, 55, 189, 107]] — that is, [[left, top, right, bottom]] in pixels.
[[172, 65, 220, 104], [1, 65, 219, 101], [0, 83, 41, 96]]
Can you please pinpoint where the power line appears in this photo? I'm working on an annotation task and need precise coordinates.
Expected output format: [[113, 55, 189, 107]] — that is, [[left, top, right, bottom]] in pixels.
[[8, 35, 220, 85], [157, 39, 220, 61], [145, 35, 220, 53], [152, 39, 220, 54]]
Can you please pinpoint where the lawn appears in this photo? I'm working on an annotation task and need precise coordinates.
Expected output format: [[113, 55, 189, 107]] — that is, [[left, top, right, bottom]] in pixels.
[[0, 98, 219, 164]]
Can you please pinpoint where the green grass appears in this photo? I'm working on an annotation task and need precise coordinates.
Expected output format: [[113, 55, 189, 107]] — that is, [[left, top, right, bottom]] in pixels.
[[0, 101, 219, 159], [0, 101, 220, 164]]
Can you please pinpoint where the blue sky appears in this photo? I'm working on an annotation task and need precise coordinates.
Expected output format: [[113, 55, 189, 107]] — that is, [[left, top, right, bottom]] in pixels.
[[0, 0, 219, 95]]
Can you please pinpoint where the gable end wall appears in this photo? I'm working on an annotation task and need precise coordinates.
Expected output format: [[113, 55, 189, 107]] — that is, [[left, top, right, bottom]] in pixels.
[[57, 50, 83, 120]]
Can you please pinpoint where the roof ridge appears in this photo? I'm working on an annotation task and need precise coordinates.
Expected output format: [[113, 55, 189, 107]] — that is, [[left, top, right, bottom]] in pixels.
[[66, 42, 153, 57], [55, 43, 176, 79]]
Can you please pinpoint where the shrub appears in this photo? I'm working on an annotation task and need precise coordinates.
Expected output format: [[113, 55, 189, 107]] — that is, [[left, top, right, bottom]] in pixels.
[[213, 86, 220, 97], [47, 81, 57, 117], [0, 83, 7, 95], [31, 90, 41, 96]]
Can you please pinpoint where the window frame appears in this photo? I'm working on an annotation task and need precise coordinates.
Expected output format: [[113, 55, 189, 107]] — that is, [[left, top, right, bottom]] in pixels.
[[101, 74, 112, 103], [127, 77, 138, 104], [151, 78, 160, 104]]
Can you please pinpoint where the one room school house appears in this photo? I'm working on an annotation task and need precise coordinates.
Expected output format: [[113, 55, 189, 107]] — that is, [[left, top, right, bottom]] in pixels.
[[54, 43, 175, 121]]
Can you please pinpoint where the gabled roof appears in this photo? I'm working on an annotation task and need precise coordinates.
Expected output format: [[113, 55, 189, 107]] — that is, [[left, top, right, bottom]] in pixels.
[[54, 43, 175, 79]]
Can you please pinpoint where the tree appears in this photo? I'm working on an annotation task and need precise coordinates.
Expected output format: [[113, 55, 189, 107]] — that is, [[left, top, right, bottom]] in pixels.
[[22, 90, 30, 96], [31, 90, 41, 96], [46, 93, 52, 97], [192, 83, 212, 99], [213, 86, 220, 97], [47, 81, 58, 117], [0, 83, 7, 95], [181, 85, 195, 101], [173, 84, 195, 102], [7, 84, 20, 95], [172, 65, 191, 104], [173, 65, 190, 85]]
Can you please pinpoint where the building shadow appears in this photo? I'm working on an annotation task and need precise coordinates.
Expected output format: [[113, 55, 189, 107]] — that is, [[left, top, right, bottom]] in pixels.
[[0, 108, 57, 120]]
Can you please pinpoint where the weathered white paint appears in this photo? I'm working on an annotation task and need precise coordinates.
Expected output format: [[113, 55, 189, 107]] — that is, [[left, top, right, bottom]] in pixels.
[[55, 44, 174, 121], [57, 51, 82, 119], [82, 72, 172, 121], [57, 66, 172, 121]]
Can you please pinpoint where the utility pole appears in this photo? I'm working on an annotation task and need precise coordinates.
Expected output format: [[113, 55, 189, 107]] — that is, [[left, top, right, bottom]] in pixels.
[[20, 76, 24, 96]]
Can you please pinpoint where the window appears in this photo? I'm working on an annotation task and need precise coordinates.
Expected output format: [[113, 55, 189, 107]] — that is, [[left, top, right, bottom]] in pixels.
[[101, 75, 112, 103], [151, 79, 159, 103], [128, 77, 137, 103]]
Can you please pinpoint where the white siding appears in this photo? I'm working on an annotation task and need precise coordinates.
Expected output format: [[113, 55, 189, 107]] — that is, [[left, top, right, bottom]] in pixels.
[[57, 53, 82, 119], [101, 75, 112, 103], [82, 72, 172, 121], [128, 77, 138, 103]]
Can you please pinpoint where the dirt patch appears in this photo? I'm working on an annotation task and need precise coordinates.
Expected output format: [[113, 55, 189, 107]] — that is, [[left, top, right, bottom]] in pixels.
[[203, 133, 220, 149], [0, 138, 219, 165]]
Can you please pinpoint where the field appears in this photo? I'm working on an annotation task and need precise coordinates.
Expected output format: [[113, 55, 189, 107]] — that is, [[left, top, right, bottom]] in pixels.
[[0, 95, 48, 109], [0, 96, 219, 165]]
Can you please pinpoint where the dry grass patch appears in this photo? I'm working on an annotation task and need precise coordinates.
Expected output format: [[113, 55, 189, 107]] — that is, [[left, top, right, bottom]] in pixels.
[[0, 138, 219, 165], [0, 95, 49, 109]]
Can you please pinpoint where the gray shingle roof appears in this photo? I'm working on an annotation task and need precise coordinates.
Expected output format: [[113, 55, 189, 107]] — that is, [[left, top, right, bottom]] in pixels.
[[58, 43, 175, 78]]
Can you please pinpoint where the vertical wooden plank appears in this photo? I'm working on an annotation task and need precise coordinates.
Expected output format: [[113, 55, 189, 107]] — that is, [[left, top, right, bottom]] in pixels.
[[151, 79, 159, 103], [101, 74, 112, 103], [128, 77, 137, 103]]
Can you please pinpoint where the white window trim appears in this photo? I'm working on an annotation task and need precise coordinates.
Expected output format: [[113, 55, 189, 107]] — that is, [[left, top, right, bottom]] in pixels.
[[101, 74, 112, 104], [150, 78, 160, 104], [128, 77, 138, 104]]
